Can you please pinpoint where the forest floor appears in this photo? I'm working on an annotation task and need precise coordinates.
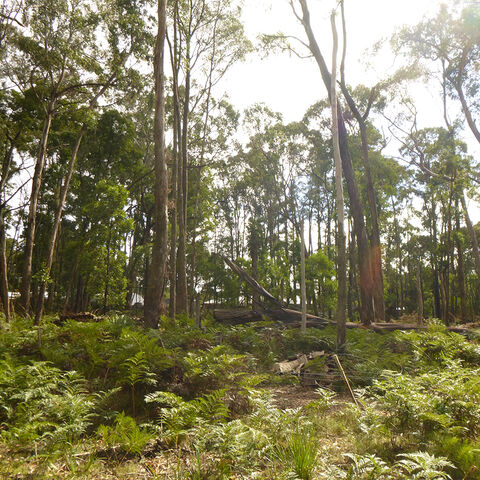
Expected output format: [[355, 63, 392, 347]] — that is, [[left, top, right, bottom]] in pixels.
[[1, 314, 480, 479]]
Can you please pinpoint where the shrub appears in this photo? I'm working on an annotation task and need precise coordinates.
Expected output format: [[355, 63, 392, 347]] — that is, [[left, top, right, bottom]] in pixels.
[[0, 357, 97, 449], [97, 412, 154, 454]]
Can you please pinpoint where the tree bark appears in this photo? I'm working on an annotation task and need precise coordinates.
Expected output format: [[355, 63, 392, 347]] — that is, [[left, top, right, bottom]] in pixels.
[[461, 193, 480, 290], [0, 209, 9, 321], [167, 9, 181, 319], [300, 218, 307, 333], [338, 2, 385, 323], [330, 11, 346, 349], [144, 0, 169, 328], [453, 79, 480, 145], [175, 19, 190, 315], [416, 262, 423, 326], [19, 108, 54, 314], [455, 205, 466, 322], [249, 219, 261, 310], [295, 0, 374, 325]]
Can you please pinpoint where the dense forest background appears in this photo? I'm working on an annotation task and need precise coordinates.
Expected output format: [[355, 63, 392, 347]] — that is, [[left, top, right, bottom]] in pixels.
[[1, 0, 480, 328], [4, 1, 480, 479]]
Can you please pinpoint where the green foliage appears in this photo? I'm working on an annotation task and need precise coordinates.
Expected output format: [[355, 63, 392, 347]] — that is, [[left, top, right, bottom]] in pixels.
[[395, 452, 454, 479], [97, 412, 154, 454], [357, 327, 480, 478], [344, 452, 454, 480], [0, 357, 97, 449], [275, 428, 318, 480], [2, 315, 480, 479], [146, 389, 229, 445], [180, 345, 252, 394], [394, 325, 480, 369]]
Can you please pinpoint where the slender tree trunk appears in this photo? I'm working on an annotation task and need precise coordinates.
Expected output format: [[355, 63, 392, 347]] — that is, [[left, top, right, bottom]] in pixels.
[[125, 229, 139, 308], [347, 222, 355, 321], [461, 193, 480, 288], [34, 74, 116, 324], [249, 220, 260, 310], [144, 0, 169, 328], [296, 0, 373, 325], [0, 209, 9, 321], [0, 133, 18, 321], [430, 202, 442, 319], [339, 3, 385, 323], [167, 10, 181, 319], [416, 262, 423, 326], [331, 12, 346, 348], [35, 125, 87, 323], [20, 108, 54, 314], [300, 219, 307, 333], [169, 127, 178, 319], [453, 80, 480, 145], [455, 204, 466, 322], [176, 28, 191, 314], [188, 7, 219, 314]]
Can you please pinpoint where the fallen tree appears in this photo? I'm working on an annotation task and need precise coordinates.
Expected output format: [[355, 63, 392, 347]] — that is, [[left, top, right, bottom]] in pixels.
[[218, 255, 476, 334]]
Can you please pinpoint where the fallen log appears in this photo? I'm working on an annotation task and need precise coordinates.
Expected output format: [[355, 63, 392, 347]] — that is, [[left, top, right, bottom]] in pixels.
[[214, 308, 330, 326], [213, 309, 263, 325], [274, 354, 308, 374], [214, 308, 476, 334], [220, 256, 478, 335], [221, 255, 283, 308], [56, 312, 99, 324], [264, 308, 330, 324], [369, 322, 472, 334]]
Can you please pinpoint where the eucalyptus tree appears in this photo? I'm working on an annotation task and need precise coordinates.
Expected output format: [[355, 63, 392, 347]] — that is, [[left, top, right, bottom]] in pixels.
[[2, 0, 108, 313], [330, 10, 346, 347], [43, 108, 144, 313], [143, 0, 168, 328], [400, 126, 477, 322], [30, 0, 153, 324], [167, 0, 251, 314], [290, 0, 374, 325], [396, 3, 480, 144]]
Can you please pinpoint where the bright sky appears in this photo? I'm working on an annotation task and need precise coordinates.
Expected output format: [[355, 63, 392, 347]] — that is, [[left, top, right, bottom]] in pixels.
[[220, 0, 480, 221], [222, 0, 444, 123]]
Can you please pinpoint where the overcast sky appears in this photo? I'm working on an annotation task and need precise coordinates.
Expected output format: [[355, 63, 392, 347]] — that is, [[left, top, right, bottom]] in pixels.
[[221, 0, 445, 122], [218, 0, 480, 219]]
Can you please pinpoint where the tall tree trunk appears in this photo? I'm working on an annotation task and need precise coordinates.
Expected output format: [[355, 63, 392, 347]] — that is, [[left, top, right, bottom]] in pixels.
[[103, 224, 112, 314], [431, 202, 442, 319], [347, 222, 355, 321], [188, 6, 220, 314], [0, 209, 9, 321], [452, 79, 480, 145], [300, 219, 307, 333], [295, 0, 374, 325], [0, 136, 17, 322], [416, 263, 423, 326], [331, 12, 346, 348], [339, 2, 385, 323], [125, 228, 139, 308], [461, 193, 480, 289], [169, 124, 178, 319], [19, 108, 54, 314], [455, 204, 466, 322], [144, 0, 169, 328], [34, 75, 116, 324], [167, 9, 181, 319], [249, 219, 261, 310], [175, 21, 191, 314]]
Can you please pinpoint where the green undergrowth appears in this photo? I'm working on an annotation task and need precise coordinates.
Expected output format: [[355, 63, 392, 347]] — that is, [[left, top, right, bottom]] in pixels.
[[0, 314, 479, 478]]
